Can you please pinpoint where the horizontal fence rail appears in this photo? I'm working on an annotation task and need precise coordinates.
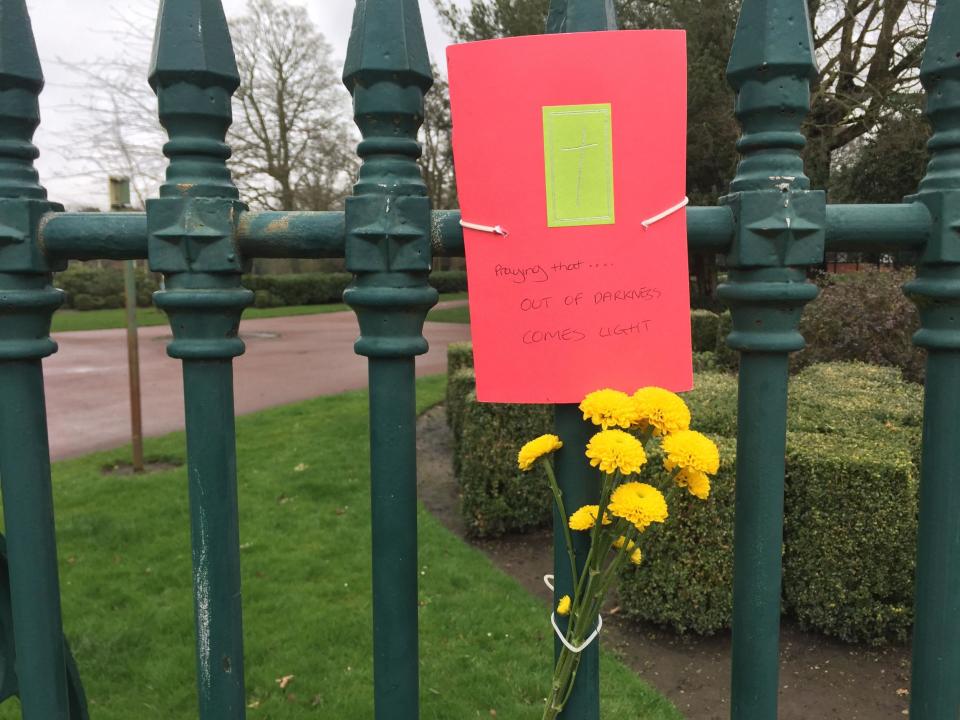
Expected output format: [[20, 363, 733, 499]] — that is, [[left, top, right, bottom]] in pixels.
[[0, 0, 956, 718]]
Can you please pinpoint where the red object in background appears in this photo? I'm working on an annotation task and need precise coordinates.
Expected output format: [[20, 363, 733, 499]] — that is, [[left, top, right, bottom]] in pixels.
[[447, 31, 691, 403]]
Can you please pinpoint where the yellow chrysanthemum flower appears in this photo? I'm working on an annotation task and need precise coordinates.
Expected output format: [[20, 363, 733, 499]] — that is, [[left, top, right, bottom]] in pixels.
[[517, 434, 563, 471], [556, 595, 571, 616], [568, 505, 612, 531], [579, 388, 638, 430], [613, 536, 636, 552], [676, 467, 711, 500], [632, 387, 691, 437], [630, 548, 643, 565], [661, 430, 719, 499], [585, 429, 647, 475], [608, 482, 669, 532]]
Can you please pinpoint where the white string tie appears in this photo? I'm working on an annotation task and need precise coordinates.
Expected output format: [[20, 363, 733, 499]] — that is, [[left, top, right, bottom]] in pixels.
[[551, 613, 603, 654], [460, 219, 509, 237], [641, 196, 689, 230], [542, 574, 603, 654]]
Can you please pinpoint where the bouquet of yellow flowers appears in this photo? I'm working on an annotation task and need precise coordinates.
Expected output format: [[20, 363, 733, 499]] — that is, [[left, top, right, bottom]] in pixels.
[[518, 387, 719, 720]]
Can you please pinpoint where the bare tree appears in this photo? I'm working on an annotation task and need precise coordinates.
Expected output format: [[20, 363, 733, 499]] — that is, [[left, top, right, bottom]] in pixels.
[[806, 0, 933, 186], [52, 8, 165, 208], [53, 0, 357, 213], [229, 0, 357, 211], [436, 0, 933, 192], [421, 70, 458, 211]]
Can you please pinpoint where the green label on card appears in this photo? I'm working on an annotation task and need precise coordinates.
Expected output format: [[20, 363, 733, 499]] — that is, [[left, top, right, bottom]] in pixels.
[[542, 103, 615, 227]]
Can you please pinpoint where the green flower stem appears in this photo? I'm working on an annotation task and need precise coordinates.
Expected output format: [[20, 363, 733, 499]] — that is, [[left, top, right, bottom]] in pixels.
[[544, 479, 623, 719], [557, 528, 636, 709], [544, 459, 578, 595], [572, 471, 616, 606]]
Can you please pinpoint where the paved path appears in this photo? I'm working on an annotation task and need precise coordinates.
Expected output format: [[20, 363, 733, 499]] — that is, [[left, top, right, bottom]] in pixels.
[[43, 304, 471, 460]]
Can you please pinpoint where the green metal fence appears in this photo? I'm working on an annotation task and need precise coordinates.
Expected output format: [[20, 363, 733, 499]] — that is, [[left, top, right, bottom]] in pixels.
[[0, 0, 956, 717]]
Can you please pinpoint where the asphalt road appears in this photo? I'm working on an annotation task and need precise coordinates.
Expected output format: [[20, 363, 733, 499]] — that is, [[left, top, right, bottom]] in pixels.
[[43, 304, 471, 460]]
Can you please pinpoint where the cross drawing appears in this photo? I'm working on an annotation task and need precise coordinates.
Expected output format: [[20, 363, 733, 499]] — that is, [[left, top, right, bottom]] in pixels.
[[560, 127, 599, 207]]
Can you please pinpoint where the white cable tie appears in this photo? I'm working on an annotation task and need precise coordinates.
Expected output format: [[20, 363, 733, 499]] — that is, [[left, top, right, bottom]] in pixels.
[[460, 219, 509, 237], [551, 612, 603, 654], [543, 574, 602, 653], [641, 196, 689, 230]]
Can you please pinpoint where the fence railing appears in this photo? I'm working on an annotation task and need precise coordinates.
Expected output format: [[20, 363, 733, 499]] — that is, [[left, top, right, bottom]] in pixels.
[[0, 0, 957, 718]]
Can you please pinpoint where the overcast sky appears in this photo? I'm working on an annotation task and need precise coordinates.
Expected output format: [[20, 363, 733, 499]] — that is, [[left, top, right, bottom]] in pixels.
[[25, 0, 460, 209]]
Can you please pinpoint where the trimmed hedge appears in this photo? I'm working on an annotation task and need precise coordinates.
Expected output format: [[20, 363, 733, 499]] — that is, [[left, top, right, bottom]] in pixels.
[[57, 265, 158, 310], [429, 270, 469, 294], [618, 430, 919, 642], [446, 342, 475, 376], [683, 371, 738, 437], [459, 396, 553, 537], [243, 270, 467, 308], [783, 432, 917, 644], [691, 351, 719, 373], [244, 273, 351, 308], [684, 363, 923, 446], [449, 342, 924, 641], [618, 434, 737, 635], [788, 362, 922, 445], [446, 367, 476, 476], [445, 341, 477, 463], [713, 311, 738, 371], [690, 309, 720, 352]]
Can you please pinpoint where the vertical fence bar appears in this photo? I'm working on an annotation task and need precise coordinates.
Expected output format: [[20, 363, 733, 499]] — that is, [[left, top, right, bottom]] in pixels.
[[146, 1, 251, 716], [547, 2, 615, 714], [906, 4, 960, 716], [544, 2, 614, 717], [719, 1, 823, 717], [342, 1, 438, 717], [0, 3, 70, 716]]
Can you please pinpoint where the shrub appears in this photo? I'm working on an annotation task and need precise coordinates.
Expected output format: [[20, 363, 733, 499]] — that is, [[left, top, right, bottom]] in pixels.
[[446, 367, 476, 475], [451, 346, 925, 641], [446, 342, 477, 477], [783, 432, 918, 644], [253, 290, 283, 308], [690, 309, 720, 352], [446, 341, 475, 376], [691, 351, 719, 373], [713, 311, 739, 371], [618, 434, 737, 635], [683, 372, 739, 437], [452, 362, 921, 532], [429, 270, 468, 294], [682, 363, 923, 447], [134, 269, 160, 306], [57, 264, 158, 309], [797, 269, 924, 383], [458, 395, 553, 537], [788, 362, 922, 446], [243, 272, 351, 306], [618, 430, 919, 642]]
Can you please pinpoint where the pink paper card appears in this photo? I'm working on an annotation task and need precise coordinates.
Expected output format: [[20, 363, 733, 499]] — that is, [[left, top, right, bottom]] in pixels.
[[447, 31, 691, 404]]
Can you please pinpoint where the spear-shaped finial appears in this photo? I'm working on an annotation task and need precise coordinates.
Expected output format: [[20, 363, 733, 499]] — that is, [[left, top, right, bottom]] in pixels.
[[0, 0, 46, 200], [547, 0, 617, 34], [726, 0, 817, 192], [343, 0, 432, 93], [915, 0, 960, 194], [149, 0, 240, 199]]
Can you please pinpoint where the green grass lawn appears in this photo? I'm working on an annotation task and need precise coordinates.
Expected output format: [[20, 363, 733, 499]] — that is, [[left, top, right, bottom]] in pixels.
[[51, 293, 469, 333], [0, 377, 676, 719], [426, 303, 471, 324]]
